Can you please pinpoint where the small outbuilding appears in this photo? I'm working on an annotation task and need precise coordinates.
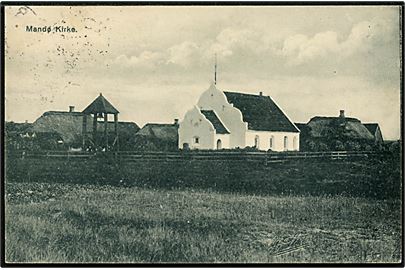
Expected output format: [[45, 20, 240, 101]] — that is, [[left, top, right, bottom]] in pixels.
[[134, 120, 179, 151]]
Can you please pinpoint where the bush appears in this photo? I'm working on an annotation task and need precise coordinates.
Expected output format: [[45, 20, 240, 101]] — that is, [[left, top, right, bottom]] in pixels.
[[334, 140, 345, 151], [317, 142, 329, 151], [345, 141, 361, 151]]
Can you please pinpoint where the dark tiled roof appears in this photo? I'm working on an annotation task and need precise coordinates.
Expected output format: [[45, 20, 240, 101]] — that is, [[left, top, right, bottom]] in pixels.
[[200, 110, 230, 134], [223, 92, 299, 132], [364, 123, 379, 135], [294, 123, 306, 132], [82, 94, 119, 114]]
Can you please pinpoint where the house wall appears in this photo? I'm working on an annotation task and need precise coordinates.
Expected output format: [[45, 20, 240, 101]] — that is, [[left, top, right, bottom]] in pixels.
[[214, 134, 230, 149], [178, 106, 216, 149], [375, 127, 384, 143], [197, 84, 248, 148], [245, 131, 300, 151]]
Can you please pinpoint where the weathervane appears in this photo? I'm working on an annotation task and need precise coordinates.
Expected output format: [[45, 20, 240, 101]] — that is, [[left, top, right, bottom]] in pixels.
[[214, 53, 217, 85]]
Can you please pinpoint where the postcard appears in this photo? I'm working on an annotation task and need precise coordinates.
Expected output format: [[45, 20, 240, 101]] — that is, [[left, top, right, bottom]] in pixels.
[[2, 3, 403, 265]]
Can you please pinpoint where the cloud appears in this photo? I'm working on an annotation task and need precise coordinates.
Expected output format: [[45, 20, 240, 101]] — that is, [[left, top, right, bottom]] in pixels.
[[112, 51, 165, 69], [207, 28, 269, 58], [167, 41, 201, 67], [280, 20, 393, 66], [110, 19, 393, 72]]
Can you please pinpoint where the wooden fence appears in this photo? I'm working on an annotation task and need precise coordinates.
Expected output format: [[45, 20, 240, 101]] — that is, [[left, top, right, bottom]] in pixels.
[[6, 150, 386, 164]]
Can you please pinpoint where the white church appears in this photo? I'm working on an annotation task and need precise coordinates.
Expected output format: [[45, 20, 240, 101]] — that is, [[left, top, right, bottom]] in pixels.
[[178, 83, 300, 151]]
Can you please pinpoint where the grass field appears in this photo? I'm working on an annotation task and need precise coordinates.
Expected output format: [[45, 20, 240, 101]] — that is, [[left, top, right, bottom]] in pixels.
[[5, 154, 402, 199], [4, 154, 403, 263], [5, 182, 402, 263]]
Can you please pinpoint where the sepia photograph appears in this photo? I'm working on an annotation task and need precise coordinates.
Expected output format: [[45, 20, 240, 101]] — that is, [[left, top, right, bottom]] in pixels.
[[2, 2, 403, 265]]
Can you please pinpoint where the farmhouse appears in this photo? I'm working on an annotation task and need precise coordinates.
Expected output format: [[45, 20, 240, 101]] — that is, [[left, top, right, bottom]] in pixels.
[[297, 110, 383, 151], [364, 123, 384, 144], [30, 100, 140, 149], [178, 83, 300, 151], [133, 120, 179, 151]]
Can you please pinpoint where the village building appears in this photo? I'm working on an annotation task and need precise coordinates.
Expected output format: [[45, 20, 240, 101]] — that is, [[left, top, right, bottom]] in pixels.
[[134, 120, 179, 151], [296, 110, 383, 151], [178, 83, 300, 151], [29, 95, 140, 150], [364, 123, 384, 144]]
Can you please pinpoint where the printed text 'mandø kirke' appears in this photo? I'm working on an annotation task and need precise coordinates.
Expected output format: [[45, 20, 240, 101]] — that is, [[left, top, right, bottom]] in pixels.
[[26, 25, 77, 33]]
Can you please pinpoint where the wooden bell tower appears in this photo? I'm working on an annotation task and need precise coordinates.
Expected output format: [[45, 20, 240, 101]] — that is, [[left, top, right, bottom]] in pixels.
[[82, 93, 119, 151]]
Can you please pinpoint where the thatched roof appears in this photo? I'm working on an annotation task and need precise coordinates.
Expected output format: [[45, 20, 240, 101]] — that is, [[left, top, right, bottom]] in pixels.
[[96, 121, 140, 135], [31, 131, 64, 142], [5, 122, 32, 135], [307, 116, 374, 140], [82, 93, 119, 114], [136, 123, 178, 141], [223, 91, 299, 132], [200, 110, 229, 134], [31, 111, 139, 144]]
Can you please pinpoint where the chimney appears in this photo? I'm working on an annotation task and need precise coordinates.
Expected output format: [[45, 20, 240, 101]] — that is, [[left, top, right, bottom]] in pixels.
[[259, 91, 263, 96], [174, 118, 179, 125], [69, 106, 75, 112], [25, 120, 28, 124], [339, 110, 345, 118]]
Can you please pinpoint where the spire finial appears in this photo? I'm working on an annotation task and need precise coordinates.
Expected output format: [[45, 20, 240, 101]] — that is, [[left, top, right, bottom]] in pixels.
[[99, 92, 102, 96], [214, 53, 217, 86]]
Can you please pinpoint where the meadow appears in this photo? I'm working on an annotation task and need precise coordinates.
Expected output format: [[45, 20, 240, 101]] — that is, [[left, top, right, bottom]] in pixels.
[[4, 153, 403, 263]]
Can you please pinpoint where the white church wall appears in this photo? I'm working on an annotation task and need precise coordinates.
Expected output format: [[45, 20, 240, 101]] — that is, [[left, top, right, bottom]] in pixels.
[[214, 134, 230, 150], [178, 106, 216, 149], [197, 84, 248, 148], [245, 131, 300, 151]]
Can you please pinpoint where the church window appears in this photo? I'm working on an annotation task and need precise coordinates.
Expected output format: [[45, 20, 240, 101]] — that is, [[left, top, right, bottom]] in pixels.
[[270, 136, 274, 150], [254, 135, 260, 148]]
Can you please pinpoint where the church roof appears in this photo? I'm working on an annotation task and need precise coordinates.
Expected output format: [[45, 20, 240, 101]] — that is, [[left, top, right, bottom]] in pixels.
[[200, 110, 230, 134], [223, 91, 299, 132], [82, 93, 119, 114]]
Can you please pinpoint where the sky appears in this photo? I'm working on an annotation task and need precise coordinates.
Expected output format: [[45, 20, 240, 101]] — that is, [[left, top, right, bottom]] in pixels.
[[4, 5, 402, 140]]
